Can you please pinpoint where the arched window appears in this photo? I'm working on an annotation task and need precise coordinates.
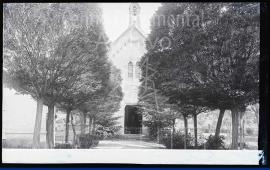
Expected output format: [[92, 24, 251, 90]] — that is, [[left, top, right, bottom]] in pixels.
[[128, 61, 133, 78], [135, 62, 141, 79]]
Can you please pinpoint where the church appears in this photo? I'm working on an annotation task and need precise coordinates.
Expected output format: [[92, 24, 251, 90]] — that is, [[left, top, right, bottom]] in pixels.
[[109, 3, 148, 135]]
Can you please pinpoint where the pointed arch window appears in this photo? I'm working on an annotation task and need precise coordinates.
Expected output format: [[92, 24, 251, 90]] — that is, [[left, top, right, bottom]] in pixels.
[[128, 61, 133, 78], [135, 62, 141, 79]]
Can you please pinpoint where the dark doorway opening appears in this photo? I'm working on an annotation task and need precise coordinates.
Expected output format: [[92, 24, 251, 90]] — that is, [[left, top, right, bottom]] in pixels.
[[124, 105, 142, 134]]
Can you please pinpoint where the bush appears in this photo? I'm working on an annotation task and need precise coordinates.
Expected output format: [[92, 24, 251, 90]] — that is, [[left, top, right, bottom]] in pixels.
[[160, 131, 194, 149], [96, 126, 121, 139], [78, 133, 99, 149], [146, 125, 159, 141], [205, 135, 226, 150], [143, 120, 172, 141], [54, 143, 73, 149]]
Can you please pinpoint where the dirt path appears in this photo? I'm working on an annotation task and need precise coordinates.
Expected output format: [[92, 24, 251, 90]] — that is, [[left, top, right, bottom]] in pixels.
[[93, 140, 166, 149]]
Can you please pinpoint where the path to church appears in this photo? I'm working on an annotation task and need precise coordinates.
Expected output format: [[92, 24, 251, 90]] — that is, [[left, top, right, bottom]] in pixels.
[[93, 140, 166, 149]]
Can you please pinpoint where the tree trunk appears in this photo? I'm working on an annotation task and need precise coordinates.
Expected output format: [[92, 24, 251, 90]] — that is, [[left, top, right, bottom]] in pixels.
[[171, 119, 175, 149], [231, 108, 239, 150], [215, 109, 225, 138], [70, 112, 77, 146], [243, 115, 245, 147], [183, 115, 188, 149], [91, 118, 96, 135], [89, 116, 93, 134], [239, 111, 245, 150], [46, 104, 55, 149], [65, 110, 71, 144], [157, 126, 160, 144], [80, 113, 86, 134], [32, 98, 44, 149], [193, 114, 198, 148], [255, 110, 259, 126], [172, 119, 176, 136]]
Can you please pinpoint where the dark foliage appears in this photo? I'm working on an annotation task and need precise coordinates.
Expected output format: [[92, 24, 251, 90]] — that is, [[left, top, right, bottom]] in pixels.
[[160, 131, 194, 149], [144, 122, 160, 141], [205, 135, 226, 149], [54, 143, 73, 149], [96, 126, 122, 139], [78, 133, 100, 149]]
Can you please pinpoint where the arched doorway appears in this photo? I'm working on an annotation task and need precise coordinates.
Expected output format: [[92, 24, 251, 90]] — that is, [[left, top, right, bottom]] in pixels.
[[124, 105, 142, 134]]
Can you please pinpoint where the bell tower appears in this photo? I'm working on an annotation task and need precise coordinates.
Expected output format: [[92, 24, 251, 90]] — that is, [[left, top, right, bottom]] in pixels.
[[129, 3, 141, 30]]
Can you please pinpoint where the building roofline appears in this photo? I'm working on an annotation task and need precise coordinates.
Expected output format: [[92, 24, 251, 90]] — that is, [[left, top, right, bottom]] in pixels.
[[112, 26, 146, 46]]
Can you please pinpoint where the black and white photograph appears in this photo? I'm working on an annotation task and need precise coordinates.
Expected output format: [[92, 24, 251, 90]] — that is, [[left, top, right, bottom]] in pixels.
[[2, 2, 266, 165]]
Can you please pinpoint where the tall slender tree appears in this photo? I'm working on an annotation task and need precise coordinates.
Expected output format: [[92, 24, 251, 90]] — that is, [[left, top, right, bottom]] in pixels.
[[80, 65, 123, 135]]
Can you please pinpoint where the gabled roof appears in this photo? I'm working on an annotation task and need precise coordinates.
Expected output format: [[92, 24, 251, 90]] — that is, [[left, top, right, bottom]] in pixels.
[[112, 26, 146, 46]]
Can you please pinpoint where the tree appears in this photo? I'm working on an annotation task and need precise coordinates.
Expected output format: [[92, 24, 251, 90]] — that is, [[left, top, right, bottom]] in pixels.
[[94, 65, 123, 134], [44, 4, 109, 148], [3, 3, 66, 148], [180, 105, 207, 148], [55, 25, 112, 143], [56, 70, 103, 143], [168, 102, 207, 148], [3, 3, 109, 148], [215, 109, 226, 138], [138, 81, 179, 143], [78, 64, 123, 136], [139, 3, 259, 149]]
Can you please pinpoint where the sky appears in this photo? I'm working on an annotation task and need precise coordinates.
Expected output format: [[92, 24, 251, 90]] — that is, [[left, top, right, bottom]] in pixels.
[[2, 88, 47, 134], [2, 3, 161, 134], [101, 3, 161, 41]]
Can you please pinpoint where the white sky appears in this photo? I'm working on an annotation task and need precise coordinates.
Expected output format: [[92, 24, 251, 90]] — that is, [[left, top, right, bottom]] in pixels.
[[2, 88, 47, 134], [2, 3, 161, 134], [101, 3, 161, 41]]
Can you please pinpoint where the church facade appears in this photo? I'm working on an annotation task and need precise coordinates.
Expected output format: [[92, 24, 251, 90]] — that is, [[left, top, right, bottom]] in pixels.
[[109, 3, 148, 135]]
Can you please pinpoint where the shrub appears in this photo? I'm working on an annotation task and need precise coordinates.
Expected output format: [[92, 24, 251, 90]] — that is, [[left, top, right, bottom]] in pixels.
[[96, 126, 121, 139], [142, 121, 158, 141], [143, 120, 172, 141], [54, 143, 73, 149], [78, 133, 99, 149], [160, 131, 194, 149], [205, 135, 226, 149]]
